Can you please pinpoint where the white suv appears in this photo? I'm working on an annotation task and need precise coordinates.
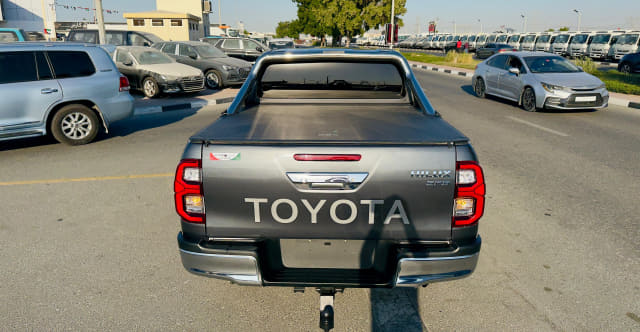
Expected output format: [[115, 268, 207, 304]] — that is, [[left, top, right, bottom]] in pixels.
[[0, 43, 134, 145]]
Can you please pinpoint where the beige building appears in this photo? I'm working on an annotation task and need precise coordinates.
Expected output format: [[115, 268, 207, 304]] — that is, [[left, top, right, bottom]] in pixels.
[[156, 0, 211, 36], [123, 11, 202, 41]]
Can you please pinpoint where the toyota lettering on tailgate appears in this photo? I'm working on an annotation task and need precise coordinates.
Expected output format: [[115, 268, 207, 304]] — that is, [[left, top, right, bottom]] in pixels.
[[244, 198, 410, 225]]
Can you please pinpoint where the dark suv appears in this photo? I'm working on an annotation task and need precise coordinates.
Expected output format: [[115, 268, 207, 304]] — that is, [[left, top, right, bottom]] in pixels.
[[67, 30, 162, 46], [204, 37, 269, 62]]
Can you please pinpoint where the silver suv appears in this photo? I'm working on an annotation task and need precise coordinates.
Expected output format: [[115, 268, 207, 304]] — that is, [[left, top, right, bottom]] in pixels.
[[0, 43, 134, 145]]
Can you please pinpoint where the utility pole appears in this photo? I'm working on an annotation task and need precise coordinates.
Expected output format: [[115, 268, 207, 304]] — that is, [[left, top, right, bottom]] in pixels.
[[416, 16, 420, 35], [390, 0, 395, 49], [218, 0, 222, 26], [94, 0, 105, 44], [451, 20, 456, 34], [573, 9, 582, 31]]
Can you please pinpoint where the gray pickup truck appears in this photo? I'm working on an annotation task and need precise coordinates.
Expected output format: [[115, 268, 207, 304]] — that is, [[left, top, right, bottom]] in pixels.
[[173, 49, 485, 330]]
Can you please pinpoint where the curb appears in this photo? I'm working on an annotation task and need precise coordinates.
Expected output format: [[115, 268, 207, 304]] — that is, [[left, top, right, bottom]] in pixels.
[[410, 63, 472, 77], [133, 96, 235, 116], [409, 63, 640, 110]]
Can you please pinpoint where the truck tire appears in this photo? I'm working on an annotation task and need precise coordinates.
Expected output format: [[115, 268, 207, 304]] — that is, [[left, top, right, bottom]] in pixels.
[[521, 87, 538, 112], [620, 63, 631, 74], [51, 104, 99, 145]]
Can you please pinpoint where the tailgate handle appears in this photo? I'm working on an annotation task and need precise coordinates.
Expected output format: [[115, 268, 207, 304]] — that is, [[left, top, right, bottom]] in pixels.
[[287, 172, 368, 190]]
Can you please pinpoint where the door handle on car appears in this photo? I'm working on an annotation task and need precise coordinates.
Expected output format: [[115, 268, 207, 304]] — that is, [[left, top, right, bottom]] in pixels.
[[41, 88, 59, 94]]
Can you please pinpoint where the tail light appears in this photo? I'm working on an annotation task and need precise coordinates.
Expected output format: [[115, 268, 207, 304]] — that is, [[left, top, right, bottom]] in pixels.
[[498, 49, 506, 53], [453, 161, 485, 227], [119, 75, 130, 92], [174, 159, 205, 223], [512, 49, 518, 52]]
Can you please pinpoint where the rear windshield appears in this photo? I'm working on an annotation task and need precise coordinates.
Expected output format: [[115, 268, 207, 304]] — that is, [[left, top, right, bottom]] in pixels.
[[260, 62, 404, 99]]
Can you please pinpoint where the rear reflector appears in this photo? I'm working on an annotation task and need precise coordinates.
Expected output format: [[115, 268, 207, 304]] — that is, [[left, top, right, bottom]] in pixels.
[[174, 159, 205, 223], [294, 154, 361, 161], [453, 161, 485, 227]]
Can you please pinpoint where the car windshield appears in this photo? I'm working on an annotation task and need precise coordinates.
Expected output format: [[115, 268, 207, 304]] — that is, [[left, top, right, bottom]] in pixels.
[[195, 45, 226, 58], [554, 35, 570, 43], [509, 35, 520, 42], [572, 34, 589, 43], [131, 49, 173, 64], [477, 36, 486, 42], [523, 35, 536, 42], [496, 35, 508, 42], [617, 34, 639, 45], [591, 34, 611, 44], [524, 56, 581, 73], [537, 35, 551, 43]]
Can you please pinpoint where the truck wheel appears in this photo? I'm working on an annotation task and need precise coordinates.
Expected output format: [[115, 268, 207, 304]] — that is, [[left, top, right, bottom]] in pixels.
[[521, 87, 538, 112], [205, 69, 223, 89], [142, 77, 159, 98], [51, 104, 99, 145], [474, 78, 486, 98]]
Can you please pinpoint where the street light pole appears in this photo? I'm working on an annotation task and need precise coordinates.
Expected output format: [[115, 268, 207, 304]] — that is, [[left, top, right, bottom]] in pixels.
[[218, 0, 222, 26], [521, 14, 526, 33], [390, 0, 395, 49], [94, 0, 105, 44], [478, 19, 482, 34], [573, 9, 582, 31]]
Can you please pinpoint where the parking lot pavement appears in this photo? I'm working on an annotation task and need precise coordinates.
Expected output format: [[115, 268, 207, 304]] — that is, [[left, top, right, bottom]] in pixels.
[[132, 88, 239, 115]]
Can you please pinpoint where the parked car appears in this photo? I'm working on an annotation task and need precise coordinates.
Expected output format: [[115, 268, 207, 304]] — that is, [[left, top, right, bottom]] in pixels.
[[0, 28, 28, 42], [618, 52, 640, 74], [268, 38, 295, 49], [152, 41, 252, 89], [0, 43, 133, 145], [26, 31, 47, 41], [472, 52, 608, 111], [475, 43, 516, 59], [206, 37, 269, 62], [67, 29, 162, 46], [113, 46, 204, 98]]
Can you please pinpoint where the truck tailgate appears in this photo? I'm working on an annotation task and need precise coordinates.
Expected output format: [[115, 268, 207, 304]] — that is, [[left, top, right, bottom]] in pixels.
[[202, 144, 456, 240]]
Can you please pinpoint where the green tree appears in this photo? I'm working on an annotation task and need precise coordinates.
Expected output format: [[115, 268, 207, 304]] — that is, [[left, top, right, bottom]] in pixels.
[[276, 20, 302, 38], [558, 26, 569, 31], [288, 0, 407, 46], [545, 28, 555, 32]]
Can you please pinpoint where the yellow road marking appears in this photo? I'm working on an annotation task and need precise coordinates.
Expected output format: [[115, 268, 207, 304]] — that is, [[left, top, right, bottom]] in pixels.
[[0, 173, 173, 186]]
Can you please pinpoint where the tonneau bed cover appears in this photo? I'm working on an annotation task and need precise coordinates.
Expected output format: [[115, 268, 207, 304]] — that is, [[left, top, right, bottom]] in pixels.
[[190, 104, 469, 144]]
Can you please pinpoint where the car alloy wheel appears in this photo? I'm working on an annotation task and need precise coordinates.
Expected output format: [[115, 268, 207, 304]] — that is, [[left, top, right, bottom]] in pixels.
[[522, 87, 537, 112], [205, 70, 222, 89], [474, 78, 486, 98], [143, 77, 158, 98], [61, 112, 92, 140], [620, 63, 631, 74]]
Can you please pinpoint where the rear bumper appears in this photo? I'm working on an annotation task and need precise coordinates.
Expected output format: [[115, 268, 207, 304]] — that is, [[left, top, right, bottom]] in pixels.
[[177, 232, 481, 288]]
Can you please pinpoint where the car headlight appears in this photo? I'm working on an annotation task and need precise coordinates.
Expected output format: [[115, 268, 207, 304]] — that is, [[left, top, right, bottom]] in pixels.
[[222, 65, 237, 71], [541, 82, 569, 92], [596, 83, 606, 90]]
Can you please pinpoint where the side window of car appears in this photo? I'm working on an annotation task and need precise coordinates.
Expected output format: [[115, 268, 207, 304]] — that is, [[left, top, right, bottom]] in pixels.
[[485, 43, 494, 49], [223, 39, 241, 49], [163, 43, 177, 55], [115, 50, 131, 63], [0, 31, 19, 42], [47, 51, 96, 78], [128, 33, 148, 46], [244, 40, 260, 50], [105, 32, 125, 45], [70, 32, 97, 43], [508, 56, 526, 73], [36, 52, 54, 80], [0, 51, 38, 84], [178, 44, 193, 56], [487, 55, 508, 70]]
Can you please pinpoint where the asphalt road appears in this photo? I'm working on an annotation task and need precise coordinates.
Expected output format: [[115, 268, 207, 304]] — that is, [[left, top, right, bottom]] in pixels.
[[0, 70, 639, 331]]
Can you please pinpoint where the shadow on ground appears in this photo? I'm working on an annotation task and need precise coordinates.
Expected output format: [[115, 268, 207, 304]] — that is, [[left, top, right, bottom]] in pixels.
[[371, 288, 425, 332]]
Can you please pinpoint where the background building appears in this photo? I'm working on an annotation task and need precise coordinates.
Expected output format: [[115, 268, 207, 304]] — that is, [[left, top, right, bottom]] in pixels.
[[123, 11, 201, 41]]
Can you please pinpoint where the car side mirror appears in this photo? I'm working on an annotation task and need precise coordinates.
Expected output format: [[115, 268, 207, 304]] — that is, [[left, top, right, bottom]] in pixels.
[[143, 41, 151, 47], [577, 66, 584, 72], [256, 46, 264, 52], [123, 60, 133, 66], [508, 67, 520, 75], [188, 53, 198, 59]]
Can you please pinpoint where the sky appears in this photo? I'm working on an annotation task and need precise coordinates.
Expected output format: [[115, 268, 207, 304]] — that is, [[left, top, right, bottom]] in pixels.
[[51, 0, 640, 34]]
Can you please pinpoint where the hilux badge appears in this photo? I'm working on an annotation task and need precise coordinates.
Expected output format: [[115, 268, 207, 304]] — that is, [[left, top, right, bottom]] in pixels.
[[410, 170, 452, 178], [210, 152, 241, 161]]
